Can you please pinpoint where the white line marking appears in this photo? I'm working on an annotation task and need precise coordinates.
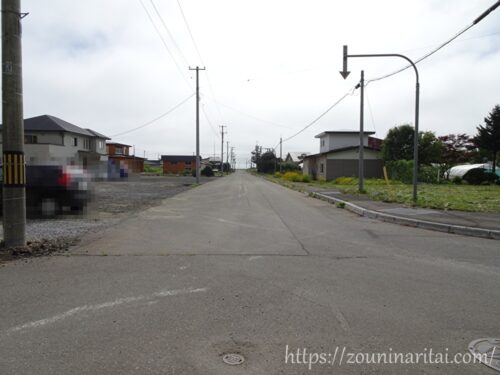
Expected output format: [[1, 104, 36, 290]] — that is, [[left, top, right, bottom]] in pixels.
[[248, 256, 263, 261], [5, 287, 207, 335]]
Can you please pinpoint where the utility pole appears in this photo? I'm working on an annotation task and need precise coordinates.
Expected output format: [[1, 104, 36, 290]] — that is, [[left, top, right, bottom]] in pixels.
[[279, 137, 282, 173], [226, 141, 229, 173], [219, 125, 226, 175], [189, 66, 206, 183], [2, 0, 27, 247]]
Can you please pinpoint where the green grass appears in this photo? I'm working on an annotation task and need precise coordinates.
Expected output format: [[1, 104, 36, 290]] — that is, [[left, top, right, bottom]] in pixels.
[[258, 172, 500, 212], [321, 180, 500, 212], [143, 165, 163, 175]]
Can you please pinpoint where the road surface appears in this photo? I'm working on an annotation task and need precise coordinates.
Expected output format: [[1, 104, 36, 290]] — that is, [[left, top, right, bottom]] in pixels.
[[1, 171, 499, 374]]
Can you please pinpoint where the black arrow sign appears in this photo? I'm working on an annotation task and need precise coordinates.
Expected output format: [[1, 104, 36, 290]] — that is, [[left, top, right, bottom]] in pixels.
[[340, 45, 350, 79]]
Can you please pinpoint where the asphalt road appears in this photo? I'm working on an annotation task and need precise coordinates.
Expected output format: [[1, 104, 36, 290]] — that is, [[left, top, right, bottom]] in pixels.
[[1, 171, 499, 374]]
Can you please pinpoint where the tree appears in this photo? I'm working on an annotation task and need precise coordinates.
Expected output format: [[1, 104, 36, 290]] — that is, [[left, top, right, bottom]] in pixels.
[[382, 124, 443, 165], [474, 104, 500, 173], [256, 150, 277, 173], [438, 134, 477, 176]]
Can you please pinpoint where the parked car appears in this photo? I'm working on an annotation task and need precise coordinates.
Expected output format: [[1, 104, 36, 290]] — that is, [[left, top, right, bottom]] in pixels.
[[0, 165, 91, 216]]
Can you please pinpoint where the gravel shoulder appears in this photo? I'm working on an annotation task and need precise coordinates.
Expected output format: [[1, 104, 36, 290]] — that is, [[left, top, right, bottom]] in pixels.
[[0, 175, 215, 262]]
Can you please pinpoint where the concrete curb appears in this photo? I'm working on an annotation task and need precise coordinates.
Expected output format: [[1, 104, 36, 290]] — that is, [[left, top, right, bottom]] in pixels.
[[311, 192, 500, 241]]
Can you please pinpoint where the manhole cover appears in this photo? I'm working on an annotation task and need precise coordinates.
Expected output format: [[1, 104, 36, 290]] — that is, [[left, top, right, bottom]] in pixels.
[[222, 353, 245, 366], [469, 338, 500, 371]]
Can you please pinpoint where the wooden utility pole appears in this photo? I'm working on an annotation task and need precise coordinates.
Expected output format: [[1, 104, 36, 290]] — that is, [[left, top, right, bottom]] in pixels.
[[189, 66, 205, 183], [226, 141, 229, 173], [2, 0, 27, 247]]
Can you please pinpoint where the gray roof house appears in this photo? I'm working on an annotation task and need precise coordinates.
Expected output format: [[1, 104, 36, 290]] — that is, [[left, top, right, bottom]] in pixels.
[[285, 152, 310, 164], [0, 114, 110, 167], [302, 130, 383, 181]]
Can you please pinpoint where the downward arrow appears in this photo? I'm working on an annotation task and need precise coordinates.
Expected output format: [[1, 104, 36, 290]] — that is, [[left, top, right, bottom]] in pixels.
[[339, 70, 351, 79], [340, 45, 350, 79]]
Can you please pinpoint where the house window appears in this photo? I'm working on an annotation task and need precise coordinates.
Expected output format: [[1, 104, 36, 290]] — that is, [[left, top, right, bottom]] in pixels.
[[98, 141, 104, 149], [83, 139, 90, 149], [73, 137, 78, 146], [115, 146, 123, 155], [185, 161, 192, 165], [320, 163, 324, 173], [24, 135, 38, 144], [171, 161, 177, 165]]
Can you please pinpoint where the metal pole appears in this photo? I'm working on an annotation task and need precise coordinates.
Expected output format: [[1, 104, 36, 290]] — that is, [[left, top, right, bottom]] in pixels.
[[195, 67, 200, 183], [359, 70, 364, 193], [2, 0, 26, 247], [343, 49, 420, 202], [413, 82, 420, 202]]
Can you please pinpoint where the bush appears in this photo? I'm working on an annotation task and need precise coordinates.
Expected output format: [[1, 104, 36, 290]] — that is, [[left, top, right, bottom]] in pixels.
[[386, 160, 413, 184], [144, 165, 162, 175], [273, 172, 282, 178], [419, 165, 440, 184], [463, 168, 498, 185], [278, 162, 301, 173], [282, 172, 302, 182], [334, 177, 357, 185], [282, 172, 309, 182], [201, 165, 214, 177]]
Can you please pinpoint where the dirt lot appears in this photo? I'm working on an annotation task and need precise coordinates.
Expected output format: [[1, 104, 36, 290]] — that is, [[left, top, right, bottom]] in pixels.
[[0, 175, 213, 262]]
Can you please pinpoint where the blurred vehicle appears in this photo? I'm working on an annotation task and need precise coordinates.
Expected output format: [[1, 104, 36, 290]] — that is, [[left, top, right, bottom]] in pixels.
[[0, 165, 91, 217]]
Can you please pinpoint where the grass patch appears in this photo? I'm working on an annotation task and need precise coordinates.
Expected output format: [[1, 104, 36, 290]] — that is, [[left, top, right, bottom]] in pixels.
[[327, 180, 500, 212], [143, 165, 163, 175]]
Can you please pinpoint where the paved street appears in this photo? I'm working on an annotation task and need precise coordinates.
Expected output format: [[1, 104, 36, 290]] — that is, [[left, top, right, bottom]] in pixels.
[[1, 171, 499, 374]]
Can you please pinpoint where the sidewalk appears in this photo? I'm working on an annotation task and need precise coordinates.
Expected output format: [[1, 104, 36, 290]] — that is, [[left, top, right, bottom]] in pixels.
[[304, 185, 500, 240]]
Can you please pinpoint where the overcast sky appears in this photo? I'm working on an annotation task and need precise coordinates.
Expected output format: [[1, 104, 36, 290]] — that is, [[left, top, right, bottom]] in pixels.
[[7, 0, 500, 166]]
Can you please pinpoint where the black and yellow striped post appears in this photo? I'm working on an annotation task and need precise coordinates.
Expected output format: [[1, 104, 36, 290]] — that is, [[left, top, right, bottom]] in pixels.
[[3, 151, 26, 187]]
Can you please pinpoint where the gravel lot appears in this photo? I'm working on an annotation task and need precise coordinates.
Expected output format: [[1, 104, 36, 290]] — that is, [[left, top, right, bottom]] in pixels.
[[0, 175, 213, 260]]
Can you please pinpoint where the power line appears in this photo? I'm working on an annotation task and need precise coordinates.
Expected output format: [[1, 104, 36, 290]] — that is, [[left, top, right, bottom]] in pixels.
[[149, 0, 190, 68], [111, 93, 195, 138], [367, 0, 500, 84], [274, 87, 357, 149], [202, 95, 297, 130], [274, 1, 500, 149], [176, 0, 225, 123], [138, 0, 193, 91]]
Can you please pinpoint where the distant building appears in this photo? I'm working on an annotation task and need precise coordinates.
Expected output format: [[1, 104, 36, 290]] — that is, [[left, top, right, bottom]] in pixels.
[[302, 130, 383, 181], [0, 114, 109, 167], [284, 152, 310, 164], [106, 142, 144, 174], [161, 155, 199, 174]]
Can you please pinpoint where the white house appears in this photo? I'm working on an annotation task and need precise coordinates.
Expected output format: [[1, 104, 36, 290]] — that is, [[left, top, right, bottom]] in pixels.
[[302, 130, 383, 181]]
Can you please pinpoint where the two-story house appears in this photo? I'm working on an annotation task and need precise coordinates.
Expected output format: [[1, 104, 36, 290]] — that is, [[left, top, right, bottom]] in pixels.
[[0, 115, 110, 167], [302, 130, 383, 181], [106, 142, 145, 174]]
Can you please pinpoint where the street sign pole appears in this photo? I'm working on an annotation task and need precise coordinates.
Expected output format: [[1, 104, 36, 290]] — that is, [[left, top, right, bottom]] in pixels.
[[340, 46, 420, 202]]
